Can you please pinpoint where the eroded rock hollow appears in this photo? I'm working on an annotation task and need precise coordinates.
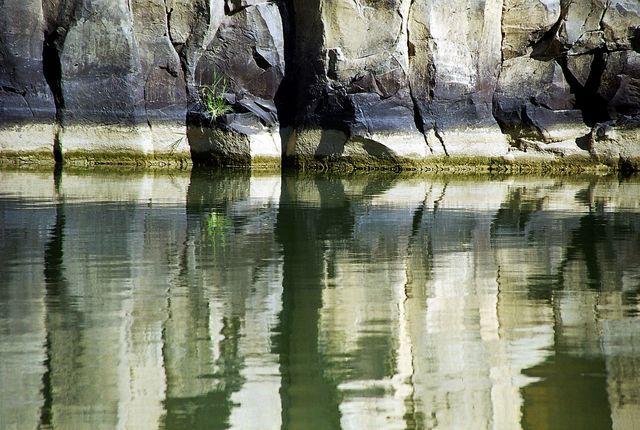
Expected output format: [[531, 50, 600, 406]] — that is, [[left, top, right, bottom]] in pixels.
[[1, 0, 639, 170]]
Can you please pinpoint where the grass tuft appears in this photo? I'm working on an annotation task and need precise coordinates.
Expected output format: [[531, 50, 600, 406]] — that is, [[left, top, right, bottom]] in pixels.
[[200, 71, 233, 118]]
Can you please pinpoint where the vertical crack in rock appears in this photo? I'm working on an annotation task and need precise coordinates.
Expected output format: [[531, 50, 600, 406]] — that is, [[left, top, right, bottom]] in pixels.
[[531, 1, 570, 61], [558, 51, 610, 126], [42, 39, 63, 162], [406, 0, 435, 155], [430, 116, 448, 157], [164, 0, 221, 105], [433, 126, 449, 157], [597, 1, 609, 34], [492, 0, 516, 148], [556, 1, 611, 127], [163, 0, 191, 106], [41, 1, 83, 162], [404, 0, 445, 156], [142, 85, 152, 129], [632, 28, 640, 53], [274, 0, 296, 128]]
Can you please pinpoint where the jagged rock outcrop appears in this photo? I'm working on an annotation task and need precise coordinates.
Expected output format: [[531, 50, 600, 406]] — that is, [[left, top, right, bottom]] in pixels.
[[189, 1, 285, 166], [0, 0, 639, 169], [495, 0, 640, 164]]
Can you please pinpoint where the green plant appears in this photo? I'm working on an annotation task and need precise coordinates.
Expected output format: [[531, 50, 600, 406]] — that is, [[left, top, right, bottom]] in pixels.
[[200, 71, 233, 118]]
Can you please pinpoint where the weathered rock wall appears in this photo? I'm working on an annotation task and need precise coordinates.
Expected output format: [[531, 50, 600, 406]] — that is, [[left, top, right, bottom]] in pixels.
[[0, 0, 639, 170]]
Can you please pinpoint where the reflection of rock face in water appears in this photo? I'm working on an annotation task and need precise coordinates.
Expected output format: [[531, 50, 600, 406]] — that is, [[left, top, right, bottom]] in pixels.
[[0, 170, 640, 429]]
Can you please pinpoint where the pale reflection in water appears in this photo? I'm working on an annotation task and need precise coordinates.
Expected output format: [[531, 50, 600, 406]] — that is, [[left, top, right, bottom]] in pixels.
[[0, 168, 639, 430]]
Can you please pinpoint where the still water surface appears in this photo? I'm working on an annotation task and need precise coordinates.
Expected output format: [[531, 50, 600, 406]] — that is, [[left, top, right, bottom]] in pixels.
[[1, 168, 640, 430]]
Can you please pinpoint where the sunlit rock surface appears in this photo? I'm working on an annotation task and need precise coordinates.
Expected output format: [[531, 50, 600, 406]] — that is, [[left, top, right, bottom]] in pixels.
[[1, 1, 639, 169]]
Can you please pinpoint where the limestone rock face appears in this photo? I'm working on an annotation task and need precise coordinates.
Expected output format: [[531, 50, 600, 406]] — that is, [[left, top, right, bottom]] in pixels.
[[501, 0, 562, 60], [1, 0, 284, 166], [288, 0, 429, 162], [53, 0, 153, 158], [0, 0, 56, 155], [408, 0, 508, 157], [131, 0, 189, 153], [287, 0, 639, 166], [0, 0, 639, 169]]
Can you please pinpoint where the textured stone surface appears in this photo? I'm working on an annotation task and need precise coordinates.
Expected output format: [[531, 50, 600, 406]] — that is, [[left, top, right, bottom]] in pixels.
[[131, 0, 189, 153], [494, 0, 640, 161], [0, 0, 56, 154], [189, 1, 285, 166], [590, 118, 640, 170], [409, 0, 509, 156], [0, 0, 639, 169]]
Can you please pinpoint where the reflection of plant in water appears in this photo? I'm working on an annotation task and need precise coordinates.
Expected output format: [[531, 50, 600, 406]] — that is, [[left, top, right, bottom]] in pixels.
[[206, 212, 231, 246]]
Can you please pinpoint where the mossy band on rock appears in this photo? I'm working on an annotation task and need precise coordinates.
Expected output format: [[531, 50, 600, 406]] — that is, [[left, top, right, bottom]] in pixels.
[[0, 0, 639, 171], [285, 155, 615, 174]]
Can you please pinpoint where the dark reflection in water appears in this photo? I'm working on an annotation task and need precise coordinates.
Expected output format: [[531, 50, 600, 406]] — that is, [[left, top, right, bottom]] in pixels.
[[1, 168, 640, 430]]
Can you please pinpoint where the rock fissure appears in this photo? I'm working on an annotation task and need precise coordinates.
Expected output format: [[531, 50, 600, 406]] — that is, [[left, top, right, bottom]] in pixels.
[[162, 0, 191, 105], [405, 0, 432, 154], [42, 22, 69, 163], [558, 51, 610, 126], [432, 126, 449, 157], [530, 1, 570, 61]]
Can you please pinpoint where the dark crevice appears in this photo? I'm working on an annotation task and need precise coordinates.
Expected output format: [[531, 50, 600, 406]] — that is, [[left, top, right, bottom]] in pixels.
[[159, 64, 179, 78], [410, 96, 425, 135], [274, 0, 296, 130], [433, 126, 449, 157], [632, 28, 640, 53], [0, 85, 27, 96], [42, 37, 64, 108], [42, 30, 65, 163], [224, 1, 250, 16], [252, 47, 272, 70], [42, 30, 68, 114], [558, 50, 611, 126], [41, 0, 81, 163], [530, 2, 570, 61], [142, 85, 152, 129], [492, 2, 517, 148], [407, 78, 427, 143], [406, 0, 433, 154], [163, 1, 191, 104]]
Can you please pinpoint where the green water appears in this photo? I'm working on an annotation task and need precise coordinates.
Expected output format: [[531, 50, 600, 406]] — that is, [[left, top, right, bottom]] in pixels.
[[1, 168, 640, 430]]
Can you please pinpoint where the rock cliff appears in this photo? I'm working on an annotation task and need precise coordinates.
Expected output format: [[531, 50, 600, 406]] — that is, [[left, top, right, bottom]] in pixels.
[[0, 0, 639, 170]]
